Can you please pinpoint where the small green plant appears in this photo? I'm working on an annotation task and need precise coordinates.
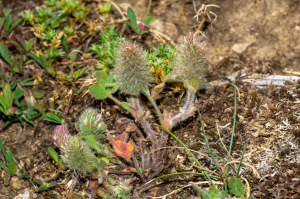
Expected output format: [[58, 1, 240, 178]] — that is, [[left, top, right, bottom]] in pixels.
[[123, 0, 154, 36], [148, 44, 176, 83], [0, 139, 30, 178], [63, 26, 74, 36], [0, 3, 22, 33], [87, 26, 123, 73], [33, 178, 56, 192], [0, 83, 40, 127]]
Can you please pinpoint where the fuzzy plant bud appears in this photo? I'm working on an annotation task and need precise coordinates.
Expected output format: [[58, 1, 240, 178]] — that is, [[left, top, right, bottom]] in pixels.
[[52, 125, 71, 149], [165, 33, 208, 90], [6, 107, 17, 116], [76, 108, 106, 140], [114, 40, 153, 95], [60, 135, 99, 175]]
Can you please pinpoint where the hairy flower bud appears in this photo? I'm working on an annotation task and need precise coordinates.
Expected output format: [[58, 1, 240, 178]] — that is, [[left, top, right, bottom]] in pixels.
[[52, 125, 71, 149], [168, 33, 208, 90], [114, 41, 153, 95], [76, 108, 106, 139]]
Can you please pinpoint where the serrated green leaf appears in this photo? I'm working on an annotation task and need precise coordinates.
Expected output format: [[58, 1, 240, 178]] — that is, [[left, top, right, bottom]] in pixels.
[[4, 15, 11, 32], [0, 43, 12, 64], [25, 38, 34, 51], [9, 18, 21, 32], [94, 71, 108, 88], [127, 7, 137, 29], [121, 102, 130, 110], [229, 178, 245, 197], [143, 16, 154, 26], [89, 85, 108, 100]]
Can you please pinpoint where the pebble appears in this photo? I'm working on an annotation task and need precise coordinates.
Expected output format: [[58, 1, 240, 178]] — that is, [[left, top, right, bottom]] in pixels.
[[150, 19, 178, 40], [231, 43, 249, 54], [13, 190, 30, 199], [11, 176, 23, 190], [1, 170, 11, 186]]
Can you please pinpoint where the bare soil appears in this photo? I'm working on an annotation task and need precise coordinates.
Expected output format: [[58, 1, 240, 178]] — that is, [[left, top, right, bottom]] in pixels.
[[1, 0, 300, 198]]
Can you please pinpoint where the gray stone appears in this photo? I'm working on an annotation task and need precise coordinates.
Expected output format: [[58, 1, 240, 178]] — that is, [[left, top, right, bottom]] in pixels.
[[231, 43, 249, 54], [150, 19, 178, 40]]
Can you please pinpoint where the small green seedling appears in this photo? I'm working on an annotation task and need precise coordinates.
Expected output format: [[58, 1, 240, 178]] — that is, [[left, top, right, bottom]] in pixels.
[[0, 139, 30, 178], [41, 112, 64, 124], [0, 138, 17, 176], [123, 6, 154, 36], [48, 147, 63, 170], [0, 5, 22, 32], [34, 178, 56, 192]]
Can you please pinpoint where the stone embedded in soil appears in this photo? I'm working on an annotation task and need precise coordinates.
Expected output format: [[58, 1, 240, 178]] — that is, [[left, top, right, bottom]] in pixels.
[[13, 190, 30, 199], [118, 3, 133, 12], [150, 19, 178, 40], [231, 43, 250, 54], [11, 176, 23, 190], [1, 170, 11, 186]]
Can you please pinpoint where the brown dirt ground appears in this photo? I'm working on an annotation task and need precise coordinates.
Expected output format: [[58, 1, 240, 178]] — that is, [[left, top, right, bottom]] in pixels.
[[1, 0, 300, 198]]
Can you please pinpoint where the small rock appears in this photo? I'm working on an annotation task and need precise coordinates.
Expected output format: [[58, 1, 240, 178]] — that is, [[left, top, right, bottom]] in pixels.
[[13, 190, 30, 199], [1, 170, 11, 186], [11, 176, 23, 190], [231, 43, 249, 54], [150, 19, 178, 40], [118, 3, 132, 12]]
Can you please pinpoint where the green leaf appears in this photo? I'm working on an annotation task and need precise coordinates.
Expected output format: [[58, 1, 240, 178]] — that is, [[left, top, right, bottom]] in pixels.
[[3, 83, 11, 108], [121, 102, 130, 110], [100, 2, 112, 13], [34, 179, 44, 186], [41, 113, 63, 124], [36, 185, 48, 192], [48, 147, 59, 165], [0, 43, 12, 64], [4, 15, 11, 32], [229, 178, 245, 196], [0, 94, 8, 111], [85, 135, 100, 152], [8, 163, 17, 175], [28, 52, 43, 66], [143, 16, 154, 26], [9, 18, 21, 32], [0, 161, 9, 173], [69, 49, 78, 62], [6, 151, 14, 164], [89, 85, 108, 100], [12, 90, 24, 99], [94, 71, 108, 88], [32, 91, 43, 99], [34, 104, 45, 115], [112, 86, 119, 93], [25, 38, 34, 51], [127, 7, 137, 29], [10, 41, 23, 51], [61, 35, 69, 53]]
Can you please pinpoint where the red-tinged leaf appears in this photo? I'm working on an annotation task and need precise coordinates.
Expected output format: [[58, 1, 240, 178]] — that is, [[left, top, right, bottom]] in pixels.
[[112, 140, 134, 161], [96, 188, 109, 197], [151, 82, 165, 97], [67, 192, 84, 199], [162, 113, 172, 131], [115, 132, 128, 142]]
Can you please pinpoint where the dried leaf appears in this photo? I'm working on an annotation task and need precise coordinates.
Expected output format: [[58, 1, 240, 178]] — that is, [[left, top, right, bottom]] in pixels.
[[112, 140, 134, 161]]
